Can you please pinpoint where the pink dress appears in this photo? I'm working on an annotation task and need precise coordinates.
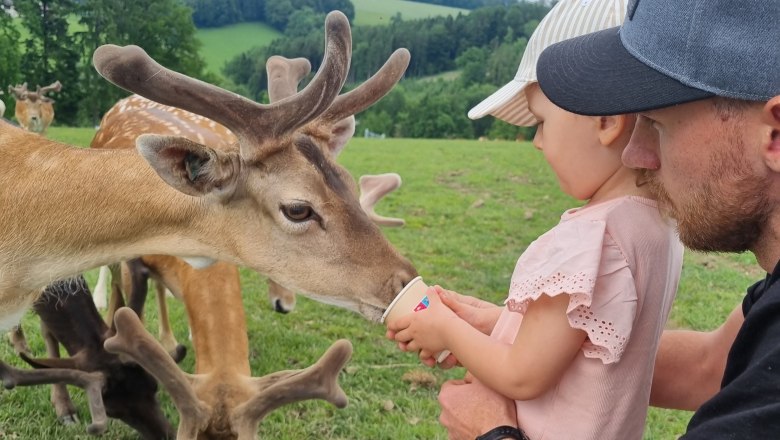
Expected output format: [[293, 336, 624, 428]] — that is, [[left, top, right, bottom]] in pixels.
[[493, 196, 683, 440]]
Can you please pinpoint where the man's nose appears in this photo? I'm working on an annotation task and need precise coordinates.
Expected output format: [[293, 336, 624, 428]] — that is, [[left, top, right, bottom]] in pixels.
[[622, 121, 660, 170]]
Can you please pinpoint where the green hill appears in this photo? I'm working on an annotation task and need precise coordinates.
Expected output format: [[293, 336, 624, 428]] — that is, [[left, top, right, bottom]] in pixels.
[[196, 21, 282, 75], [352, 0, 468, 25], [196, 0, 469, 75]]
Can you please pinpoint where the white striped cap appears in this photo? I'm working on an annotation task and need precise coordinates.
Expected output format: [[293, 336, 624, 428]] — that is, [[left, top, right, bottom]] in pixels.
[[468, 0, 628, 126]]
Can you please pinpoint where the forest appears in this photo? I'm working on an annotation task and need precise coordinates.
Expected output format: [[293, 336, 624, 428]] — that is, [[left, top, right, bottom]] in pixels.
[[0, 0, 549, 139]]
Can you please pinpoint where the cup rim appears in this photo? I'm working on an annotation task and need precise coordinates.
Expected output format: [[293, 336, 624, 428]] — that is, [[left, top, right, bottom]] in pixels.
[[380, 276, 424, 323]]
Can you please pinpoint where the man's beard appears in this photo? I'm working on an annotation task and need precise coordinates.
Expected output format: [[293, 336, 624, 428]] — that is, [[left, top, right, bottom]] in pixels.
[[641, 147, 769, 253]]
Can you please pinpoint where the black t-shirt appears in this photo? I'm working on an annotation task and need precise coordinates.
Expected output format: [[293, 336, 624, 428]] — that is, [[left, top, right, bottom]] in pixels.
[[682, 259, 780, 438]]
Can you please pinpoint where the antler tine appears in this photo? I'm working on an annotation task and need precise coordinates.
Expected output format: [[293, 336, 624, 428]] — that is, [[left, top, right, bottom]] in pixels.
[[0, 360, 108, 435], [104, 307, 209, 439], [359, 173, 406, 227], [266, 56, 312, 103], [231, 339, 353, 439], [93, 11, 351, 142], [8, 83, 28, 99], [320, 48, 410, 123], [37, 80, 62, 96]]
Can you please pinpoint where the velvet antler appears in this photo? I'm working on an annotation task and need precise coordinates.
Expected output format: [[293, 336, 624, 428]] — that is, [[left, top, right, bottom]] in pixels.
[[103, 307, 209, 439], [359, 173, 405, 226], [0, 360, 108, 435], [92, 11, 351, 142], [231, 339, 352, 440]]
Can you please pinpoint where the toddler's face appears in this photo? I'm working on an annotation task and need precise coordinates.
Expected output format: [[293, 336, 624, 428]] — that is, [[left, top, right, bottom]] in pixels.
[[525, 84, 625, 200]]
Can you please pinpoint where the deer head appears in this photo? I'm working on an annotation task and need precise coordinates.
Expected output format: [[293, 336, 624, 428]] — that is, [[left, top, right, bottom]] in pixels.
[[7, 276, 174, 439], [8, 80, 61, 134], [90, 11, 416, 321]]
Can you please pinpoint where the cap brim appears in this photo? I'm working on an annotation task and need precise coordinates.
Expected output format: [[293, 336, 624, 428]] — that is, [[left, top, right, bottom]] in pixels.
[[468, 80, 537, 127], [537, 27, 714, 116]]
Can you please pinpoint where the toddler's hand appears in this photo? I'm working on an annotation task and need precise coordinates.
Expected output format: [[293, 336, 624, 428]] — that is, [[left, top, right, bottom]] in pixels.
[[386, 286, 457, 355]]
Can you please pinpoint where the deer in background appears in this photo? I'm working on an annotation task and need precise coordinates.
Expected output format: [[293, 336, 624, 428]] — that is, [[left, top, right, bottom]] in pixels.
[[0, 11, 416, 332], [0, 275, 174, 439], [0, 90, 5, 119], [7, 80, 61, 134]]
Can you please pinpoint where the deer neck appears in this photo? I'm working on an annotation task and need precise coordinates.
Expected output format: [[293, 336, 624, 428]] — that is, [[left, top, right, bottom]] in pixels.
[[0, 129, 228, 293]]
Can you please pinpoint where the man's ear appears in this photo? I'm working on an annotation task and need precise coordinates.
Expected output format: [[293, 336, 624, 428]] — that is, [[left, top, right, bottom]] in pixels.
[[136, 134, 239, 197], [596, 114, 634, 148], [762, 96, 780, 173]]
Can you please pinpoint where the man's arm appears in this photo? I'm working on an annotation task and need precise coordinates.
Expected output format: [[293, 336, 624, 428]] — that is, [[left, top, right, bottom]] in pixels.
[[650, 305, 744, 410]]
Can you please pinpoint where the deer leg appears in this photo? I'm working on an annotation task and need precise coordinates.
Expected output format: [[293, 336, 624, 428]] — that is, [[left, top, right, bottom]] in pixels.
[[7, 324, 31, 356], [267, 279, 297, 314], [39, 321, 79, 425], [155, 279, 187, 363], [231, 339, 352, 439], [104, 263, 125, 328], [92, 265, 110, 310]]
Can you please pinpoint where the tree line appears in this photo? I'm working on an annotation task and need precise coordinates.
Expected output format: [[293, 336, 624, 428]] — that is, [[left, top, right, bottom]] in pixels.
[[223, 2, 548, 139], [1, 0, 208, 126], [0, 0, 547, 139]]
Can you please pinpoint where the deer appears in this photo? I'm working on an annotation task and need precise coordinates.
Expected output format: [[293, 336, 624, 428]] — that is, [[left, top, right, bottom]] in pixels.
[[86, 42, 409, 359], [0, 275, 174, 439], [114, 254, 350, 439], [7, 80, 62, 134], [0, 11, 417, 333], [0, 90, 5, 119]]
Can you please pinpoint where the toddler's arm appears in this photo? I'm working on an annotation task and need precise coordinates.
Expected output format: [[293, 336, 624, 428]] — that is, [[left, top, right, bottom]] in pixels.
[[389, 290, 587, 401]]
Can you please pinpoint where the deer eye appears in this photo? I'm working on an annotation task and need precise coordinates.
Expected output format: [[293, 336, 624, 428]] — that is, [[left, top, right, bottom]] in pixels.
[[281, 203, 315, 223]]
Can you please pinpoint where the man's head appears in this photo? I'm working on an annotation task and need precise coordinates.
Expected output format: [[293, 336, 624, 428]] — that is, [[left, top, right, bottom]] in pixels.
[[468, 0, 629, 127], [536, 0, 780, 259]]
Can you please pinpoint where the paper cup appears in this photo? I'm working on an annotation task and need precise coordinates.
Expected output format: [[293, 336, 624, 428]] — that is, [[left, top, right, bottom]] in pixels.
[[382, 276, 451, 363]]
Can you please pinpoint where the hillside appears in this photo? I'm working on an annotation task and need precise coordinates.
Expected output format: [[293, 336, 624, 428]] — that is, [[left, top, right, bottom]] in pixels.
[[196, 22, 282, 74], [351, 0, 468, 25], [195, 0, 469, 76]]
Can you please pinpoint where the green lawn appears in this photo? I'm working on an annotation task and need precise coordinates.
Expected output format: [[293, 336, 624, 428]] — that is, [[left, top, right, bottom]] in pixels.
[[196, 21, 282, 76], [352, 0, 468, 25], [0, 128, 755, 439]]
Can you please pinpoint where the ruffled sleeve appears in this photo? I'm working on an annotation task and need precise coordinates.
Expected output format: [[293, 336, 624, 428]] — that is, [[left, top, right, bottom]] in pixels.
[[504, 219, 637, 364]]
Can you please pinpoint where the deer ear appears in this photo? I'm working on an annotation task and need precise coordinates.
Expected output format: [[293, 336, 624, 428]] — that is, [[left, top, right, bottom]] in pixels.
[[136, 134, 239, 197], [327, 116, 356, 158]]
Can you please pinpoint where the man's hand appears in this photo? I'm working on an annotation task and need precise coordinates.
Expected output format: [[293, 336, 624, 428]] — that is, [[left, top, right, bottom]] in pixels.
[[438, 374, 518, 440]]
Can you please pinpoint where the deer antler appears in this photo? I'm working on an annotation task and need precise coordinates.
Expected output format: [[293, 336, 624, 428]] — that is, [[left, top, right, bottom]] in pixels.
[[0, 360, 108, 435], [266, 56, 311, 102], [320, 48, 410, 123], [104, 307, 209, 439], [8, 83, 28, 100], [92, 11, 351, 142], [36, 80, 62, 100], [359, 173, 405, 226], [231, 339, 352, 440]]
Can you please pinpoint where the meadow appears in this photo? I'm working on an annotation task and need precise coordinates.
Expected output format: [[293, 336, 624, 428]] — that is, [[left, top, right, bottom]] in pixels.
[[0, 127, 757, 439]]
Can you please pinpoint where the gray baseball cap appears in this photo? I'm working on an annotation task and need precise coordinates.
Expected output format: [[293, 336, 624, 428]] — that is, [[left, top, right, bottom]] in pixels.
[[536, 0, 780, 115]]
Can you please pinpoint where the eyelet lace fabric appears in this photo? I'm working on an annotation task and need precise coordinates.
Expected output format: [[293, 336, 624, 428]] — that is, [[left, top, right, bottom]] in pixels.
[[503, 218, 636, 364]]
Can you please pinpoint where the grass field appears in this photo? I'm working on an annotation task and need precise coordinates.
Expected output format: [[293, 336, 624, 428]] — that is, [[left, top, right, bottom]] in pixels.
[[0, 127, 757, 439], [196, 21, 283, 76], [351, 0, 468, 25]]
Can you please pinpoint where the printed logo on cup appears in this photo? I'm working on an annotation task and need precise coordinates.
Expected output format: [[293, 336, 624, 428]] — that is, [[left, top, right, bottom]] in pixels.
[[413, 296, 430, 312]]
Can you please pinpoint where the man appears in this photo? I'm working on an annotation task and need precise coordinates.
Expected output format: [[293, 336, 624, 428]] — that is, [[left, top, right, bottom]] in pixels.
[[439, 0, 779, 438]]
